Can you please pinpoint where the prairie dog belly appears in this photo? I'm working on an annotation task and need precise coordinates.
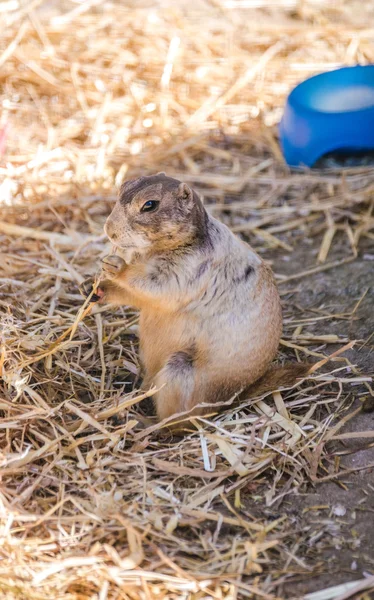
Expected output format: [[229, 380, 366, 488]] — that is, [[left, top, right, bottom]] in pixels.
[[139, 270, 281, 389], [200, 291, 282, 385]]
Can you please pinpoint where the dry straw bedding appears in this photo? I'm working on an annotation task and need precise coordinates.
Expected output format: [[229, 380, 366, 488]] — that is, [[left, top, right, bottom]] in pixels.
[[0, 1, 374, 598]]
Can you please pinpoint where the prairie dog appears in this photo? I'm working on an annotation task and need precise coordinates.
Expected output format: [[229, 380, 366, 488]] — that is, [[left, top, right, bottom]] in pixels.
[[81, 173, 283, 421]]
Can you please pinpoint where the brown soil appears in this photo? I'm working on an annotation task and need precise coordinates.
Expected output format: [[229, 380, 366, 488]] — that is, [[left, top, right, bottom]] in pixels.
[[246, 238, 374, 598]]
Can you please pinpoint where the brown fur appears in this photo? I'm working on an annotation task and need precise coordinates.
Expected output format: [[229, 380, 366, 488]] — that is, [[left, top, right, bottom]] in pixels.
[[83, 174, 285, 421], [245, 363, 311, 397]]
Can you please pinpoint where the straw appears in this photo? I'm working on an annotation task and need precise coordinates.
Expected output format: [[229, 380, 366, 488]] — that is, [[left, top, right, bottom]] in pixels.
[[0, 1, 373, 599]]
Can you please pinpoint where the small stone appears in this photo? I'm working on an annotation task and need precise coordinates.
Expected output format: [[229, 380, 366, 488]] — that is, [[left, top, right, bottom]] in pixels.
[[362, 397, 374, 413], [332, 504, 346, 517]]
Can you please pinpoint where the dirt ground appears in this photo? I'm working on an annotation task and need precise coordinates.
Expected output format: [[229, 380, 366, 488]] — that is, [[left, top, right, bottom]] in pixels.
[[243, 235, 374, 597]]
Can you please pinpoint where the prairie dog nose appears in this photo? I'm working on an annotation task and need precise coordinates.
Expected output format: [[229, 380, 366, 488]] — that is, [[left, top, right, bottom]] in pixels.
[[105, 219, 118, 240]]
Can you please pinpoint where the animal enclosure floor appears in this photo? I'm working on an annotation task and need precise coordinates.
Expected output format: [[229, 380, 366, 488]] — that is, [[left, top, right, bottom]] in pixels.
[[250, 246, 374, 597], [1, 1, 374, 599]]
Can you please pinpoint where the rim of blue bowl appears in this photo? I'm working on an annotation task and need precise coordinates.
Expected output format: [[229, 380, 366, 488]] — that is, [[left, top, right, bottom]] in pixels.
[[287, 64, 374, 117]]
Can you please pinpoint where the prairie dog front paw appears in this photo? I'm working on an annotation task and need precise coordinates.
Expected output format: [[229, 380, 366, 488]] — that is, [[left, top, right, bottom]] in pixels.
[[79, 278, 104, 303], [101, 255, 127, 279]]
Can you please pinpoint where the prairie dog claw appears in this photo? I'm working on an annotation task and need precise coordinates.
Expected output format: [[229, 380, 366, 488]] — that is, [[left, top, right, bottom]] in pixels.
[[101, 254, 126, 278], [79, 278, 102, 302]]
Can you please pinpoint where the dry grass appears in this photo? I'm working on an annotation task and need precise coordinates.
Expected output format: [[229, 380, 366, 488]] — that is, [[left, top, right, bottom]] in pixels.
[[0, 1, 374, 599]]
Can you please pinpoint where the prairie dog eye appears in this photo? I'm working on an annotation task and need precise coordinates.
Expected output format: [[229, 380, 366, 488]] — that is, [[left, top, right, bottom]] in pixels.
[[140, 200, 159, 213]]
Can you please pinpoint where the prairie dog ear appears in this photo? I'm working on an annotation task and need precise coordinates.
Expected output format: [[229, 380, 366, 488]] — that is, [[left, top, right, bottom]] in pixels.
[[156, 171, 166, 177], [177, 182, 193, 203]]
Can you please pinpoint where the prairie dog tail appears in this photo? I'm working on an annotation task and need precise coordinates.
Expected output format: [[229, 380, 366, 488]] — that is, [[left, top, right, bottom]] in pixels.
[[246, 363, 311, 397]]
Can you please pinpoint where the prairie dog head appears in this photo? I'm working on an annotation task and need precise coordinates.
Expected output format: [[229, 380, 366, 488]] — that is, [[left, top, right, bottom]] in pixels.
[[104, 173, 207, 261]]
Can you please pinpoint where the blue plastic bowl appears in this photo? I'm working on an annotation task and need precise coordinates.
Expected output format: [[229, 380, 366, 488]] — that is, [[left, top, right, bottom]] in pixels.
[[279, 65, 374, 167]]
